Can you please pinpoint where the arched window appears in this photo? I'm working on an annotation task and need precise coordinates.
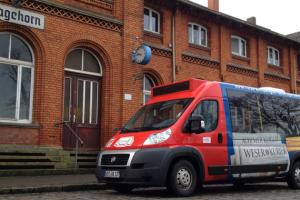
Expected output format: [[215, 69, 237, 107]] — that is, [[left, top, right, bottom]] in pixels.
[[64, 48, 102, 124], [143, 74, 157, 104], [231, 35, 247, 57], [267, 46, 280, 66], [188, 23, 208, 47], [65, 49, 102, 76], [0, 33, 34, 123]]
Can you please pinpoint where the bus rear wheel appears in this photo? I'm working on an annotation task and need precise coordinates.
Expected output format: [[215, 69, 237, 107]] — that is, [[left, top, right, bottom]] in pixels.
[[287, 161, 300, 189], [167, 160, 197, 196]]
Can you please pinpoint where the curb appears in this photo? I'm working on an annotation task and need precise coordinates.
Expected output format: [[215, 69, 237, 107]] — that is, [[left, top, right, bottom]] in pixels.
[[0, 183, 109, 195]]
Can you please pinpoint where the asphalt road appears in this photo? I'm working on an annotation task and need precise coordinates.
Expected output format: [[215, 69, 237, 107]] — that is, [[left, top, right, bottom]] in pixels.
[[1, 182, 300, 200]]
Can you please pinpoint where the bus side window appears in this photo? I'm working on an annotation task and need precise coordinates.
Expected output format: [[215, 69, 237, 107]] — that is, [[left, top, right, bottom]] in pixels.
[[228, 89, 300, 136], [187, 100, 218, 133]]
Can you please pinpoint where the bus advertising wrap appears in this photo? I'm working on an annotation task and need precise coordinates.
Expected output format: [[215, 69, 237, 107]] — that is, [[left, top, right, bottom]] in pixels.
[[231, 132, 290, 178]]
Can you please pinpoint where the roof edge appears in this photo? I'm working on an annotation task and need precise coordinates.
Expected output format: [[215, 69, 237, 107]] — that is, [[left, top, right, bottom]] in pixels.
[[177, 0, 300, 46]]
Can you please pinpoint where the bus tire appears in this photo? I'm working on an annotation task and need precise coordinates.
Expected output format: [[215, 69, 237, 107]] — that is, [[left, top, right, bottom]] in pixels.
[[287, 161, 300, 189], [167, 160, 197, 197], [111, 184, 134, 193]]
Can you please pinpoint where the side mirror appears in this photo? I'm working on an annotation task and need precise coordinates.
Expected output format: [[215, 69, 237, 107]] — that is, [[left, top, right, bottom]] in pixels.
[[189, 115, 205, 134]]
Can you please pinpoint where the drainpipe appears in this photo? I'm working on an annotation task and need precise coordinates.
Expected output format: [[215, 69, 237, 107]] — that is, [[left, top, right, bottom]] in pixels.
[[172, 6, 176, 82]]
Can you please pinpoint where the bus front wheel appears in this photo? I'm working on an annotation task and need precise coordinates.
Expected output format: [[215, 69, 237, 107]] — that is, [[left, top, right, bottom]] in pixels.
[[287, 161, 300, 189], [167, 160, 197, 196]]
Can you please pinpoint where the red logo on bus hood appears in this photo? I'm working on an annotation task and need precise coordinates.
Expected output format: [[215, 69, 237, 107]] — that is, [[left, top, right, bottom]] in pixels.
[[104, 132, 152, 150]]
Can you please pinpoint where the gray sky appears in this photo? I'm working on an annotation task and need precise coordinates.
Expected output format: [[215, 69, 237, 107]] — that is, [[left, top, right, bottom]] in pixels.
[[190, 0, 300, 35]]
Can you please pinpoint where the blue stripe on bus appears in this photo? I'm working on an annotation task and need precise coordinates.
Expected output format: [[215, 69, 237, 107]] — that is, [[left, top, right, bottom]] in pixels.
[[220, 83, 235, 180]]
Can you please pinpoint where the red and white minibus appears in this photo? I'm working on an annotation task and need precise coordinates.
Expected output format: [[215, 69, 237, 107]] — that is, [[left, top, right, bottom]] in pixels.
[[96, 79, 300, 196]]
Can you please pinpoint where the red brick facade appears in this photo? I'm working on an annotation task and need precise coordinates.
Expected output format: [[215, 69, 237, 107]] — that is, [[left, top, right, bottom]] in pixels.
[[0, 0, 299, 150]]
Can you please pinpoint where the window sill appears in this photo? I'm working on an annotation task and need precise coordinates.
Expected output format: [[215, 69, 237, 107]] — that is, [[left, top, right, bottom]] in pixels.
[[0, 122, 40, 129], [144, 31, 163, 39], [267, 64, 283, 74], [232, 54, 250, 62], [268, 64, 282, 68], [189, 43, 211, 52]]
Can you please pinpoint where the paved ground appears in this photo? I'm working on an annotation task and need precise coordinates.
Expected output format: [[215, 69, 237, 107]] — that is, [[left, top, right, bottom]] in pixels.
[[0, 174, 98, 188], [1, 182, 300, 200], [0, 174, 104, 194]]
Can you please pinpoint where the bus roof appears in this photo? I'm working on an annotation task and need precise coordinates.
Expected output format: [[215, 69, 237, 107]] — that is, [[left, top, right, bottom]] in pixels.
[[150, 79, 300, 103], [220, 82, 300, 99]]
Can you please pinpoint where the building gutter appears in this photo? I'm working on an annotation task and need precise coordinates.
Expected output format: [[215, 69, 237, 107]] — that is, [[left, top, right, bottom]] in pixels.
[[172, 7, 176, 82]]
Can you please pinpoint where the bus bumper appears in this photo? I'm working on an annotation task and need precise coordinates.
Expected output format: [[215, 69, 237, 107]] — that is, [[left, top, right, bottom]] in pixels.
[[95, 148, 170, 186]]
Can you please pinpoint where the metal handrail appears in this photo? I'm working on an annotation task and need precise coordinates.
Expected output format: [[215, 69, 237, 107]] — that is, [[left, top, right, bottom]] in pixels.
[[56, 122, 84, 168], [63, 123, 84, 145], [63, 123, 84, 168]]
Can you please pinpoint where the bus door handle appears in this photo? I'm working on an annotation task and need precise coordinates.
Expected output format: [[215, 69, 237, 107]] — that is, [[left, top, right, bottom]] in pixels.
[[218, 133, 223, 144]]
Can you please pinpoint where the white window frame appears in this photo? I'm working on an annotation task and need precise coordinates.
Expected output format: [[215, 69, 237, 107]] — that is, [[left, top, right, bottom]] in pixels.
[[188, 22, 208, 47], [0, 33, 34, 124], [231, 35, 247, 57], [77, 79, 99, 125], [63, 77, 72, 122], [64, 48, 103, 77], [144, 7, 160, 34], [143, 74, 156, 105], [267, 46, 280, 66], [65, 48, 101, 125]]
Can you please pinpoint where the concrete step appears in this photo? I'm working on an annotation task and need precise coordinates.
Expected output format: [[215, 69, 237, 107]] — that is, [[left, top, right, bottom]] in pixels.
[[0, 154, 63, 163], [69, 152, 98, 169], [0, 155, 62, 162], [78, 165, 96, 169], [0, 169, 95, 177], [70, 153, 98, 157], [71, 158, 97, 162], [0, 152, 46, 156], [78, 159, 96, 163], [0, 145, 98, 173], [0, 161, 57, 165], [0, 145, 63, 154], [70, 155, 97, 159], [77, 162, 96, 165]]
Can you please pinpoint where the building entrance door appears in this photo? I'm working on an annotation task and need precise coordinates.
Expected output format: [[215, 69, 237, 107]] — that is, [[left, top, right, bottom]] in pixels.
[[63, 74, 100, 150], [62, 48, 102, 151]]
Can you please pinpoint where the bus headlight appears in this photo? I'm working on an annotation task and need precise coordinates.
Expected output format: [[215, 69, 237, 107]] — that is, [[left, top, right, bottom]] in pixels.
[[143, 129, 172, 145]]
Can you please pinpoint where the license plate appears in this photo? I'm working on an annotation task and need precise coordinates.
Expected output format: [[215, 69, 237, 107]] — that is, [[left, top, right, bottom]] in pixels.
[[104, 170, 120, 178]]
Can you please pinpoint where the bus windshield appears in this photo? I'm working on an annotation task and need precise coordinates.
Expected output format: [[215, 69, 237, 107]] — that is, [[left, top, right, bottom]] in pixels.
[[121, 98, 193, 133]]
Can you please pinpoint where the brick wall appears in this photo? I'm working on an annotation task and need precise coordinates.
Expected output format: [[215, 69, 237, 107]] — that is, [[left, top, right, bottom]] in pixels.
[[0, 0, 124, 148], [143, 0, 300, 94], [0, 0, 299, 149]]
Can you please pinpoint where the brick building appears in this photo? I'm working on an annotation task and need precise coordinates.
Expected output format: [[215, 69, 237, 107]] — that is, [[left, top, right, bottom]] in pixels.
[[0, 0, 300, 170]]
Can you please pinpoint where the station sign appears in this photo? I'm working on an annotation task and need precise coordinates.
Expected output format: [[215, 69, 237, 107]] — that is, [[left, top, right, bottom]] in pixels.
[[0, 3, 44, 30]]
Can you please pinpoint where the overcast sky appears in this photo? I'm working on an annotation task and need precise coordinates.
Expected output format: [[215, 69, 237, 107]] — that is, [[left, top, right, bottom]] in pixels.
[[190, 0, 300, 35]]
